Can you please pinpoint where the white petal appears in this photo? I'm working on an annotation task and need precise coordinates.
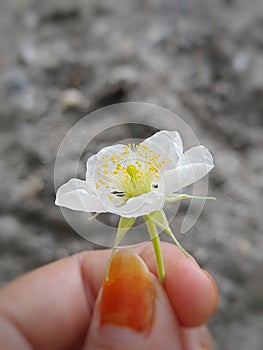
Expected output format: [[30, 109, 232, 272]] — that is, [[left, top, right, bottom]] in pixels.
[[143, 130, 183, 154], [142, 130, 183, 173], [163, 145, 214, 195], [86, 144, 127, 184], [55, 179, 107, 213], [99, 190, 165, 218]]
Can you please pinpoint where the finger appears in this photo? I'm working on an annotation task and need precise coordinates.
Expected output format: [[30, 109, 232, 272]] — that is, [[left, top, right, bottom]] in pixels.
[[85, 250, 183, 350], [0, 253, 94, 350], [141, 242, 218, 326]]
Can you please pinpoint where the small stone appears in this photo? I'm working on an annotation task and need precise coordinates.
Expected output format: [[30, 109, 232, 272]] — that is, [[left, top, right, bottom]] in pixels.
[[60, 88, 84, 109], [19, 42, 38, 66], [237, 238, 252, 257], [110, 65, 139, 86], [25, 176, 44, 201], [248, 54, 263, 90], [233, 50, 251, 75]]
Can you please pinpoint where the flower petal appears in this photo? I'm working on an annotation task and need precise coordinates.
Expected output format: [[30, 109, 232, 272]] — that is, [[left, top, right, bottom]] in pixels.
[[86, 144, 128, 185], [163, 145, 214, 195], [98, 190, 165, 218], [55, 179, 107, 213], [142, 130, 183, 173]]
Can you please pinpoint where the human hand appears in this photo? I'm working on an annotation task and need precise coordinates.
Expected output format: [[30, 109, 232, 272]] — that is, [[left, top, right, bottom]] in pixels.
[[0, 242, 218, 349]]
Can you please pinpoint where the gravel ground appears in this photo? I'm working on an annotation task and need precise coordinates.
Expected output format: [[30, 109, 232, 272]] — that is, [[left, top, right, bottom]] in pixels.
[[0, 1, 263, 349]]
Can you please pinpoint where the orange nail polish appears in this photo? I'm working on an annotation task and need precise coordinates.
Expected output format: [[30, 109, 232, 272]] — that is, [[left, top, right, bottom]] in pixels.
[[100, 250, 154, 333]]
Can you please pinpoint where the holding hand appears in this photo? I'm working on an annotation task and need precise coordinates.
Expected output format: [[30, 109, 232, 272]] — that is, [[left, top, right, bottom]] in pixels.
[[0, 242, 218, 349]]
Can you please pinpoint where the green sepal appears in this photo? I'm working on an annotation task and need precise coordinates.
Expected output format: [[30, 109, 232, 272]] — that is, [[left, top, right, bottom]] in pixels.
[[88, 213, 100, 221], [165, 194, 216, 203], [105, 216, 136, 281], [149, 209, 190, 258], [144, 215, 165, 284]]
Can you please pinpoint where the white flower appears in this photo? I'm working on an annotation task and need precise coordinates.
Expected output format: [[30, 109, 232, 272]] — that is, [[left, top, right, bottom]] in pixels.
[[55, 130, 214, 217], [55, 130, 215, 283]]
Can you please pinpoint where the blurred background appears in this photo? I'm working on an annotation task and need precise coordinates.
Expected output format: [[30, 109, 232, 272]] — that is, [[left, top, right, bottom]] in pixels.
[[0, 0, 263, 349]]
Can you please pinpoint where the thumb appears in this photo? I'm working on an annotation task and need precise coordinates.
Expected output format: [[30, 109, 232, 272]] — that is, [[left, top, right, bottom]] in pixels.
[[85, 250, 183, 350]]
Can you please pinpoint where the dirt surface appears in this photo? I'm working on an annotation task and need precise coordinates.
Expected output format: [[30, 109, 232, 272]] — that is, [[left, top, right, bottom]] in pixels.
[[0, 0, 263, 349]]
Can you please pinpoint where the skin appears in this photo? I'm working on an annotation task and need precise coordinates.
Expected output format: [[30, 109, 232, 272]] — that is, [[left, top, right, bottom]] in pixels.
[[0, 242, 218, 350]]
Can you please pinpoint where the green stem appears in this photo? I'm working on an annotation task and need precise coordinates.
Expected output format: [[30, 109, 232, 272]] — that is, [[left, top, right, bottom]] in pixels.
[[88, 213, 100, 221], [144, 216, 165, 283]]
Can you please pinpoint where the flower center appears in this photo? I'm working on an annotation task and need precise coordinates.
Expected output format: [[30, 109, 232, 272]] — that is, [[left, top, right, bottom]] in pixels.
[[126, 165, 138, 179], [95, 142, 169, 204], [124, 163, 152, 198]]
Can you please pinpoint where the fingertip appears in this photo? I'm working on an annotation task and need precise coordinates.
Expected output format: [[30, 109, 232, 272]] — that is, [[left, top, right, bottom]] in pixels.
[[141, 242, 218, 327], [164, 253, 218, 327]]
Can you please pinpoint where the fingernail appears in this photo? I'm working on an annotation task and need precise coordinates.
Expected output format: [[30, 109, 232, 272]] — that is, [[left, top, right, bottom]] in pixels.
[[182, 326, 215, 350], [100, 250, 154, 333], [197, 326, 215, 350], [202, 270, 219, 313]]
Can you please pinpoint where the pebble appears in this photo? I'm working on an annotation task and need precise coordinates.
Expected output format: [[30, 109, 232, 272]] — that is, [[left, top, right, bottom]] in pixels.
[[232, 50, 251, 75], [237, 238, 253, 257], [60, 88, 84, 109]]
